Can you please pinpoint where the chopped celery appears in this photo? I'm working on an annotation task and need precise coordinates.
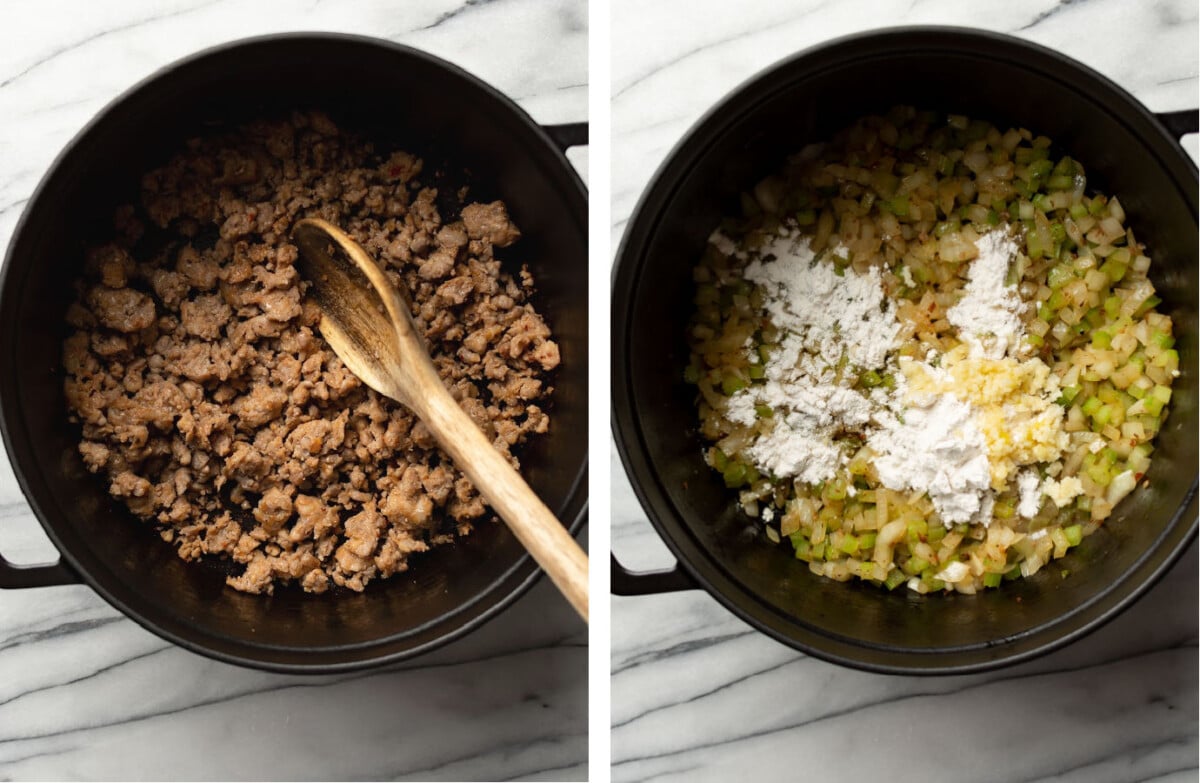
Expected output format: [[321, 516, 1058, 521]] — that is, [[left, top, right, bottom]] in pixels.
[[1100, 257, 1128, 283], [1150, 330, 1175, 350], [1133, 294, 1162, 318], [921, 575, 946, 592], [824, 477, 848, 501], [1028, 158, 1053, 181], [839, 534, 860, 555], [748, 364, 766, 380], [1084, 456, 1113, 487], [721, 374, 747, 396], [1046, 174, 1074, 191], [983, 572, 1003, 588], [1047, 263, 1075, 288], [795, 208, 816, 225], [1052, 156, 1077, 175], [723, 462, 747, 488], [884, 195, 910, 217], [860, 370, 884, 388], [1153, 348, 1179, 370], [755, 404, 773, 418], [683, 364, 700, 383], [1143, 385, 1171, 417], [1064, 525, 1083, 547], [1027, 228, 1046, 260], [1049, 221, 1068, 245], [711, 448, 728, 472]]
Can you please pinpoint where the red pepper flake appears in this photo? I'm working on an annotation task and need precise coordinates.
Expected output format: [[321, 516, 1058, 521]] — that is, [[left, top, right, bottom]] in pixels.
[[1135, 472, 1145, 481], [388, 165, 403, 178]]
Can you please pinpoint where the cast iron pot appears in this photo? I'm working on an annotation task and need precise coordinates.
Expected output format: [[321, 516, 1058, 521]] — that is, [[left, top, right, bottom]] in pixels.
[[611, 27, 1197, 674], [0, 34, 588, 672]]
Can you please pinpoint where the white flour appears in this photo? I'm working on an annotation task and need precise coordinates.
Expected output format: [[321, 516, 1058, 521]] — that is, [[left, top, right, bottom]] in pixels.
[[719, 223, 1056, 527], [723, 229, 897, 484], [1017, 469, 1042, 518], [947, 231, 1026, 358], [868, 382, 993, 524], [742, 229, 898, 368]]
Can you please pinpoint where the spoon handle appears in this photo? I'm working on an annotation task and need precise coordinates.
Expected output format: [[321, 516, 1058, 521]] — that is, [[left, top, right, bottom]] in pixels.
[[420, 391, 589, 622]]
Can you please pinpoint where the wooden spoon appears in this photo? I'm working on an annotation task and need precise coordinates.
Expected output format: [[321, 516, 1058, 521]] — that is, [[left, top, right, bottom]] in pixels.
[[291, 218, 588, 621]]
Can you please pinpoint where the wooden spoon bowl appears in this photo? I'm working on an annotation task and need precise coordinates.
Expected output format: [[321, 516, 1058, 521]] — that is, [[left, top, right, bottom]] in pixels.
[[292, 218, 589, 621]]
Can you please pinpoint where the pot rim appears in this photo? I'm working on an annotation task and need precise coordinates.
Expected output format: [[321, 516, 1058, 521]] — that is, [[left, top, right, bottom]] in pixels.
[[0, 32, 588, 674], [611, 25, 1198, 674]]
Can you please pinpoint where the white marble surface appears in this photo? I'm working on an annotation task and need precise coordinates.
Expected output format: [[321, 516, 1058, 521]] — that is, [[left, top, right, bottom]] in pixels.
[[0, 1, 587, 781], [610, 1, 1198, 781]]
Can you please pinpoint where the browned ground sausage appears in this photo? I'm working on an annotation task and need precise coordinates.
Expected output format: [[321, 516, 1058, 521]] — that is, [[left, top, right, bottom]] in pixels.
[[63, 111, 558, 595]]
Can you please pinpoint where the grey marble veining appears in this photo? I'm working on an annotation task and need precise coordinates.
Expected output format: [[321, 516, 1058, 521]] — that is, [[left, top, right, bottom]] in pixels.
[[610, 1, 1198, 781], [0, 1, 587, 780]]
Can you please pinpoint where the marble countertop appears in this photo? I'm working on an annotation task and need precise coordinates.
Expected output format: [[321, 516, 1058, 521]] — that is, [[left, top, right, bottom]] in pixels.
[[610, 1, 1198, 781], [0, 1, 587, 781]]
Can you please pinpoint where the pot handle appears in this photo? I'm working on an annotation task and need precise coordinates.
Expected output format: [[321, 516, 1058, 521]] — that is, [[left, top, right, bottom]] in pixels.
[[611, 553, 698, 595], [1154, 109, 1198, 141], [542, 122, 588, 151], [0, 553, 79, 589]]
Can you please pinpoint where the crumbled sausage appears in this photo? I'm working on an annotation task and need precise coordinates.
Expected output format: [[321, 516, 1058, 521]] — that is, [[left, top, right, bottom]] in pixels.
[[62, 114, 559, 594], [180, 294, 231, 339], [461, 201, 521, 247], [87, 287, 156, 332]]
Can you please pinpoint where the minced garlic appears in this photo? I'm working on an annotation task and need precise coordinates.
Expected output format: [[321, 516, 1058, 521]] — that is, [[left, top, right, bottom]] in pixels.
[[903, 345, 1070, 490]]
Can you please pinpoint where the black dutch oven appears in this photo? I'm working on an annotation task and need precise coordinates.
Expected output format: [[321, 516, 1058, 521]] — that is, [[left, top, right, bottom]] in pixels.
[[0, 34, 588, 672], [612, 27, 1197, 674]]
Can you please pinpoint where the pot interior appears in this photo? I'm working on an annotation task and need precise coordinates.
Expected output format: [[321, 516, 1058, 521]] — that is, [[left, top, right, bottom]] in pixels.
[[618, 33, 1197, 669], [0, 37, 587, 669]]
